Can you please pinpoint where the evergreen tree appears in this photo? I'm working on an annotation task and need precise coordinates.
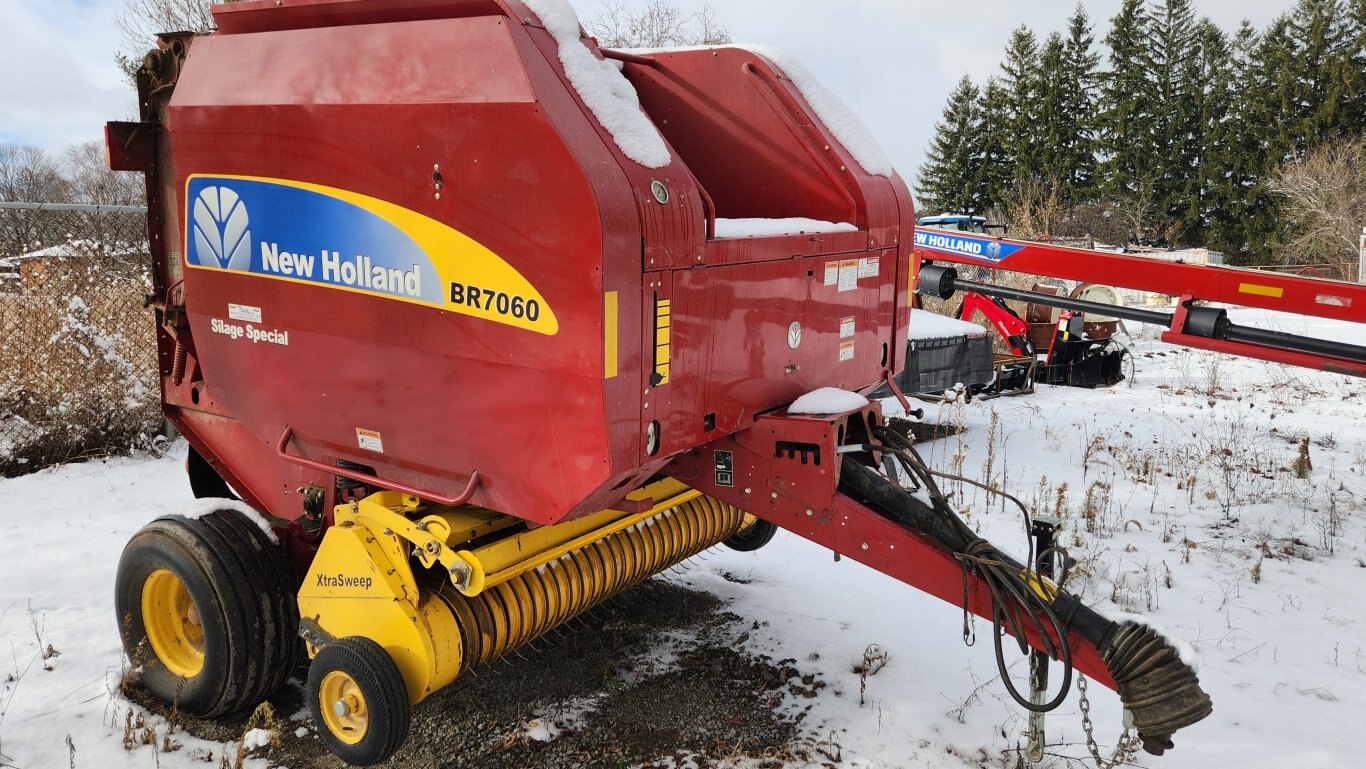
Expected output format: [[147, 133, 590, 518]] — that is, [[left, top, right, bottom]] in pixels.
[[1211, 17, 1299, 261], [1255, 16, 1299, 165], [1059, 5, 1101, 204], [1285, 0, 1356, 148], [916, 76, 984, 214], [1097, 0, 1155, 240], [1173, 19, 1233, 246], [1000, 26, 1046, 187], [1146, 0, 1201, 242], [1202, 21, 1253, 255], [975, 78, 1015, 214], [1340, 0, 1366, 132], [1036, 33, 1071, 196]]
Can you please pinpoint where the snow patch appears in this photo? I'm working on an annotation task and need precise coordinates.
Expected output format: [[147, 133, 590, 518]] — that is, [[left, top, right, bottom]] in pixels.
[[176, 498, 280, 544], [713, 217, 857, 239], [787, 387, 869, 415], [523, 697, 599, 742], [522, 0, 672, 168], [908, 308, 987, 340], [241, 728, 274, 751]]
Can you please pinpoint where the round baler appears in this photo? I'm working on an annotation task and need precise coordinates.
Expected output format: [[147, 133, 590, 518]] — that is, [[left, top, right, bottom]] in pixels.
[[106, 0, 1214, 764]]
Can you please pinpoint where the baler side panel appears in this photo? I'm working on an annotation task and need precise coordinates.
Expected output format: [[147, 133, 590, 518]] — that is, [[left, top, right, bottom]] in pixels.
[[504, 20, 661, 502], [663, 253, 896, 453], [164, 17, 622, 524]]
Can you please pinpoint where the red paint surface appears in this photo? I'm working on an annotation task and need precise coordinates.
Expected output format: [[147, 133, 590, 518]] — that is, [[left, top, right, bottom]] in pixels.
[[134, 0, 914, 528]]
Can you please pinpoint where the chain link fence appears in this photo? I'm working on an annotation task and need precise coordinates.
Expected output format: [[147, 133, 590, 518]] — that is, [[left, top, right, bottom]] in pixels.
[[0, 202, 163, 477]]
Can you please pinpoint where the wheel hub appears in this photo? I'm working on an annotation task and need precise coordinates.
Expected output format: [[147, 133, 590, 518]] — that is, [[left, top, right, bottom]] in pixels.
[[319, 670, 369, 745], [140, 568, 205, 678]]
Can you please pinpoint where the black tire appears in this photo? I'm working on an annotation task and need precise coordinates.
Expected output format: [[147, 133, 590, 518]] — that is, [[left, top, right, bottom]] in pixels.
[[115, 508, 299, 717], [722, 516, 778, 552], [307, 637, 411, 766]]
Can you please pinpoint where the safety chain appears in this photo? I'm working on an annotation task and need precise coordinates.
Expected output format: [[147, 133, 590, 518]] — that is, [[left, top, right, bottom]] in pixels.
[[1077, 674, 1142, 769]]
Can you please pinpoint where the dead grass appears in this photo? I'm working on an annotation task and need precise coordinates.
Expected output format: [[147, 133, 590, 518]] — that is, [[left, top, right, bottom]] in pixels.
[[0, 259, 161, 475]]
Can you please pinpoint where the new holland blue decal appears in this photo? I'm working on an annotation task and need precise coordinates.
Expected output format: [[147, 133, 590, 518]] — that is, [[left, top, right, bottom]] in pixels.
[[184, 175, 559, 334], [913, 229, 1024, 263]]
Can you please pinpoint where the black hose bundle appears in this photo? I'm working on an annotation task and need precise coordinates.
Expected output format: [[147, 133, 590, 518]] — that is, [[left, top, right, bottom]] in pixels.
[[849, 426, 1073, 712], [836, 428, 1212, 753]]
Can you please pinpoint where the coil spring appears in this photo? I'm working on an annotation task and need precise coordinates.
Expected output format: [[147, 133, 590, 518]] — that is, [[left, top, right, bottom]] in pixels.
[[434, 494, 745, 674]]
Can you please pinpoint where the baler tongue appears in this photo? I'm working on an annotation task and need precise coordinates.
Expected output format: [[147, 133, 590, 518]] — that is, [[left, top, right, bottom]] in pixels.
[[835, 444, 1213, 755]]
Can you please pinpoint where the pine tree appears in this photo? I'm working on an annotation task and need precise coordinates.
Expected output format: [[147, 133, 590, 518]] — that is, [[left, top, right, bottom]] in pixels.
[[975, 78, 1015, 214], [1059, 5, 1101, 204], [1146, 0, 1201, 242], [1201, 21, 1250, 255], [1256, 16, 1299, 166], [916, 76, 984, 214], [1097, 0, 1155, 241], [1286, 0, 1356, 148], [1225, 17, 1297, 261], [1036, 33, 1070, 196], [1001, 26, 1046, 188], [1173, 20, 1233, 246], [1340, 0, 1366, 132]]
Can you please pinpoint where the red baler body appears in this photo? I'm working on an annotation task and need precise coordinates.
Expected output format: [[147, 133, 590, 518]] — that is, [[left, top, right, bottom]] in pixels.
[[141, 0, 914, 526]]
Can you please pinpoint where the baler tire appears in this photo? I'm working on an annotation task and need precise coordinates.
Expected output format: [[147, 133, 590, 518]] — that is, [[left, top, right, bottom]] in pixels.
[[722, 516, 777, 552], [307, 637, 410, 766], [115, 508, 299, 717]]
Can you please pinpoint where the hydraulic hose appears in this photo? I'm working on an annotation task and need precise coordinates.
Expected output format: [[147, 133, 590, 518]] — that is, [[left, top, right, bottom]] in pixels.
[[836, 433, 1212, 755]]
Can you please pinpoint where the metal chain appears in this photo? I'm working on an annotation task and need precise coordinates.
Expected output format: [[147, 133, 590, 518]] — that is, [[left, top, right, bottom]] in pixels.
[[1077, 674, 1141, 769]]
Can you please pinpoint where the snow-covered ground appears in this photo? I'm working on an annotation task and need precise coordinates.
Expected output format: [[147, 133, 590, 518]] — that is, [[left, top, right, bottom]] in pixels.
[[1, 308, 1361, 768]]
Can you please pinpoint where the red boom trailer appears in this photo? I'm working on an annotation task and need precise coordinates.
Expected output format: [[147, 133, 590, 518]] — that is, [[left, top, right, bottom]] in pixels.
[[102, 0, 1362, 764]]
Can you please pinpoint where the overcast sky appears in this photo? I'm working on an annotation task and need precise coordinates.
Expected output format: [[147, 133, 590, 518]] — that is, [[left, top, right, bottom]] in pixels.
[[1, 0, 1292, 182]]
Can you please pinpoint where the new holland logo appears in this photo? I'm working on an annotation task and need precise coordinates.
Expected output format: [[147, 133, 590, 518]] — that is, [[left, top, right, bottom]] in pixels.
[[914, 228, 1025, 264], [192, 186, 252, 270]]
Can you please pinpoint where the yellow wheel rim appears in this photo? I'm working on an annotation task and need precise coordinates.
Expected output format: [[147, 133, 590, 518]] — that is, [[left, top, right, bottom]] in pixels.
[[318, 670, 369, 745], [141, 568, 205, 678]]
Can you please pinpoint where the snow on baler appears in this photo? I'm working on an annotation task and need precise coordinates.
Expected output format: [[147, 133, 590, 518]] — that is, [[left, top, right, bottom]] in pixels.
[[106, 0, 1219, 764]]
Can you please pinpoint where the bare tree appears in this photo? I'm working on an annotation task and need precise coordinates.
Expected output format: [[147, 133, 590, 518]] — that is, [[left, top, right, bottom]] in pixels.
[[1271, 137, 1366, 282], [1052, 202, 1132, 246], [1004, 176, 1064, 240], [0, 145, 73, 256], [63, 142, 146, 207], [586, 0, 731, 49], [0, 145, 70, 204]]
